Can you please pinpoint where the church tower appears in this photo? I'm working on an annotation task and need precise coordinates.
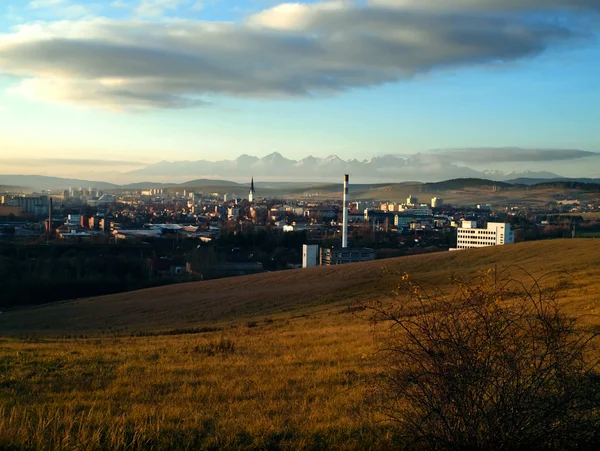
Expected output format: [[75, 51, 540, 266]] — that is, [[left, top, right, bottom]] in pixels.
[[249, 177, 256, 202]]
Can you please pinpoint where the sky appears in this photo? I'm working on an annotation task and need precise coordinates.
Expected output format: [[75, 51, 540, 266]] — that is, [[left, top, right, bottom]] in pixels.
[[0, 0, 599, 180]]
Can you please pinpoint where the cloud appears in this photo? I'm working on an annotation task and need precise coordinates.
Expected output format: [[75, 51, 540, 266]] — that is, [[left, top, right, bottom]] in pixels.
[[190, 1, 203, 12], [369, 0, 600, 13], [0, 0, 597, 110], [9, 78, 208, 110], [0, 157, 145, 166], [27, 0, 96, 19], [29, 0, 67, 9], [428, 148, 600, 164], [135, 0, 183, 17]]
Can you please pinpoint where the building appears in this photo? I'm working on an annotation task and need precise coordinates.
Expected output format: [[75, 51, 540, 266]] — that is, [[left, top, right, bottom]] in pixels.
[[396, 205, 432, 215], [302, 244, 319, 268], [320, 247, 375, 265], [431, 197, 443, 208], [455, 221, 514, 250], [406, 195, 418, 206], [248, 177, 256, 202], [364, 208, 395, 223]]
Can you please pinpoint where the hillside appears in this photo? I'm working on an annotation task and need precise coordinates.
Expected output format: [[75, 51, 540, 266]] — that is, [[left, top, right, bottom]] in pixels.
[[2, 239, 599, 337], [1, 239, 599, 449]]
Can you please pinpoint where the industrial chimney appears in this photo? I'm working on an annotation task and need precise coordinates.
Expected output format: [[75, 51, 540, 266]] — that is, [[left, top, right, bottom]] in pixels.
[[48, 197, 53, 239], [342, 174, 349, 248]]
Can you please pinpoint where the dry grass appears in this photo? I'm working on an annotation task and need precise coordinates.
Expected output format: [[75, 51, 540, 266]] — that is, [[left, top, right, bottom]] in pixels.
[[0, 315, 391, 450], [1, 240, 599, 336], [1, 240, 599, 449]]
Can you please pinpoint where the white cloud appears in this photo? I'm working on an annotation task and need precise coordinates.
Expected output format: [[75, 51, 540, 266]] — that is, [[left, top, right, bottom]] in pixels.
[[135, 0, 183, 17], [110, 1, 130, 8], [0, 0, 597, 111], [27, 0, 96, 19], [29, 0, 67, 9], [190, 1, 203, 12]]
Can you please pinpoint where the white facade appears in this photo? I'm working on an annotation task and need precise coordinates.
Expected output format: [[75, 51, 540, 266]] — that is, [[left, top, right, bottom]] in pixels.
[[431, 197, 443, 208], [456, 221, 514, 250], [302, 244, 319, 268], [406, 195, 418, 206], [342, 174, 349, 248], [249, 177, 256, 202]]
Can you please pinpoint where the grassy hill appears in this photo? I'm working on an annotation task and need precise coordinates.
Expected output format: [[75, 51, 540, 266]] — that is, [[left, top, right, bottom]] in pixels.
[[3, 239, 599, 337], [1, 239, 599, 450]]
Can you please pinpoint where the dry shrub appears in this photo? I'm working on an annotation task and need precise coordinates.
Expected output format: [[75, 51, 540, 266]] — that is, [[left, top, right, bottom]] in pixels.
[[193, 337, 235, 356], [370, 269, 600, 450]]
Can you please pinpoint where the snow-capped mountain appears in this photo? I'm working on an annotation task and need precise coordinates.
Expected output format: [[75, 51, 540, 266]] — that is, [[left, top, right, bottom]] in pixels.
[[125, 153, 566, 182]]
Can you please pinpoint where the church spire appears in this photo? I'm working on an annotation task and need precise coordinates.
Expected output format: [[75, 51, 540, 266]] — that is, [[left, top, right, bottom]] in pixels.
[[249, 177, 256, 202]]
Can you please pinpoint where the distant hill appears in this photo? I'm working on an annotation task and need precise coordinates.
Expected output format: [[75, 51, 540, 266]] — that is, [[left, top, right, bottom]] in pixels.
[[0, 175, 118, 191], [0, 175, 248, 192], [0, 185, 26, 192], [178, 178, 241, 188], [508, 177, 600, 185], [423, 178, 514, 191], [3, 174, 599, 198], [531, 181, 600, 191], [2, 239, 599, 336]]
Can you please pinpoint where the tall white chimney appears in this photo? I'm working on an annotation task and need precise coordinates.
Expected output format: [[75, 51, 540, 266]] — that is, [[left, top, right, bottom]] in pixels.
[[342, 174, 349, 248]]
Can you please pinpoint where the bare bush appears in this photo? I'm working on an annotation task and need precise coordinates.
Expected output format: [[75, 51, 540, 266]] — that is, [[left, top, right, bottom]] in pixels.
[[369, 269, 600, 450], [193, 338, 235, 356]]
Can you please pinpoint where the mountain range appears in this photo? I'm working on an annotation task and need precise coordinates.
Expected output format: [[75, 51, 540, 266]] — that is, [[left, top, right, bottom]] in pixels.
[[125, 152, 563, 183], [3, 152, 600, 191]]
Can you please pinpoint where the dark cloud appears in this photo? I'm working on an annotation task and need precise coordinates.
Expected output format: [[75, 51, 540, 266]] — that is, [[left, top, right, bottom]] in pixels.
[[370, 0, 600, 13], [0, 0, 596, 109]]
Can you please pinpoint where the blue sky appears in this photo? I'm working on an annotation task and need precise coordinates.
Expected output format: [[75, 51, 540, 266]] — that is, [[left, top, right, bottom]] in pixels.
[[0, 0, 599, 179]]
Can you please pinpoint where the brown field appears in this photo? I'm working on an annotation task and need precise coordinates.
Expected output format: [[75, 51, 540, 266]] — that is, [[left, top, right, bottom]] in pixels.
[[356, 185, 598, 207], [1, 240, 600, 449], [288, 182, 600, 207]]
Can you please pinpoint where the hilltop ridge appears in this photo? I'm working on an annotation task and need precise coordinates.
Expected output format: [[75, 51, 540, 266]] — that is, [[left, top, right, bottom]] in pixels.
[[2, 239, 599, 336]]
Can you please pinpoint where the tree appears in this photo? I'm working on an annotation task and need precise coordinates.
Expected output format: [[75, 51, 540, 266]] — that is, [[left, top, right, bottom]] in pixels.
[[368, 269, 600, 450], [0, 226, 15, 235]]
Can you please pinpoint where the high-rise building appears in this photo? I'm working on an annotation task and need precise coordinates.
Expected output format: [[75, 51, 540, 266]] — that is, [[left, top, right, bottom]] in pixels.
[[248, 177, 256, 202]]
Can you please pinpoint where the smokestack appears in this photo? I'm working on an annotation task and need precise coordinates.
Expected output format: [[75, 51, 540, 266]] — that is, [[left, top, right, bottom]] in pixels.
[[342, 174, 349, 248], [48, 197, 53, 237]]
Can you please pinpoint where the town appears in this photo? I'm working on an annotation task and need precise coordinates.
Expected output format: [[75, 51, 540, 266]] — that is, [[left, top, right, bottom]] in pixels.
[[1, 175, 599, 310]]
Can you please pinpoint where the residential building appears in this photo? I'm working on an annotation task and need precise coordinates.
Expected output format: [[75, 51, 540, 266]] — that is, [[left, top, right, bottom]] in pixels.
[[320, 247, 375, 265]]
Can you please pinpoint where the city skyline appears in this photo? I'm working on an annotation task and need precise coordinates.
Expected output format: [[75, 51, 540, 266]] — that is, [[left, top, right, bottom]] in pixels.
[[0, 0, 599, 178]]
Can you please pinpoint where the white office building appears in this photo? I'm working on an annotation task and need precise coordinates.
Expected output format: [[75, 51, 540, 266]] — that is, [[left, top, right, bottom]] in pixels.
[[455, 221, 514, 250]]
